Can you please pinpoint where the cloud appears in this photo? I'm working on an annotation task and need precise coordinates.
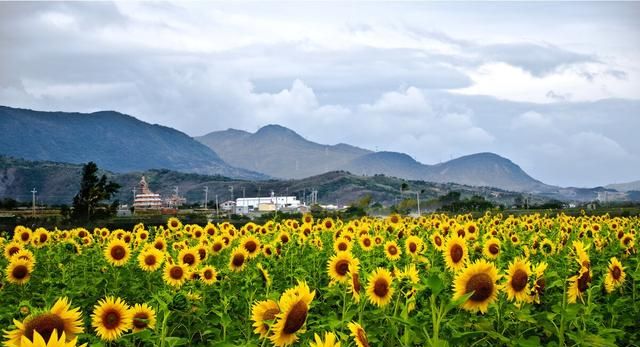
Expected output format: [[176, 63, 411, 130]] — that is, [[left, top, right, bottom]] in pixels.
[[0, 1, 639, 187]]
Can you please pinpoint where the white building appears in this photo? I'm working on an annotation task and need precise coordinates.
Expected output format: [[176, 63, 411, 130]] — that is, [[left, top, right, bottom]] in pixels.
[[220, 200, 236, 212], [235, 192, 301, 214], [133, 176, 163, 210]]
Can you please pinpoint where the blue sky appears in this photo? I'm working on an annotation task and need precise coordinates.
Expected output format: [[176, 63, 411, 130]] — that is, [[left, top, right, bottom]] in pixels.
[[1, 2, 638, 187]]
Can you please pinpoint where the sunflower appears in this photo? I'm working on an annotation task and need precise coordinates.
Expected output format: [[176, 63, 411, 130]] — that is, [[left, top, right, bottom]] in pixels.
[[6, 258, 34, 285], [347, 322, 369, 347], [130, 303, 156, 333], [482, 238, 501, 260], [256, 263, 272, 288], [210, 237, 225, 254], [399, 264, 419, 285], [404, 236, 423, 257], [250, 299, 280, 338], [358, 235, 374, 251], [16, 330, 85, 347], [504, 258, 531, 303], [453, 259, 499, 314], [91, 296, 133, 341], [152, 237, 167, 252], [321, 218, 335, 231], [229, 247, 249, 272], [567, 268, 592, 304], [604, 257, 625, 294], [269, 281, 315, 346], [529, 262, 548, 304], [384, 241, 401, 261], [103, 239, 131, 267], [539, 239, 555, 256], [4, 241, 23, 260], [177, 248, 200, 268], [278, 231, 291, 245], [430, 232, 445, 251], [310, 332, 341, 347], [4, 297, 83, 346], [365, 267, 394, 307], [444, 236, 468, 272], [241, 236, 261, 258], [333, 238, 352, 254], [162, 263, 189, 288], [15, 228, 32, 244], [347, 271, 362, 303], [167, 217, 182, 232], [137, 248, 164, 272], [200, 265, 218, 285], [327, 252, 360, 284], [11, 249, 36, 264]]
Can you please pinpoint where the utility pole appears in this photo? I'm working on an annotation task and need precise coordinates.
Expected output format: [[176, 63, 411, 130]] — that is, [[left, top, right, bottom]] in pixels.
[[203, 186, 208, 209], [416, 191, 421, 216], [31, 188, 37, 217], [242, 187, 245, 199], [215, 194, 219, 218], [229, 186, 234, 201]]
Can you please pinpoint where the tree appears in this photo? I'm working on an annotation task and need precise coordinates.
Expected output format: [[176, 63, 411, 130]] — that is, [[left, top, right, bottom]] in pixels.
[[71, 162, 120, 221]]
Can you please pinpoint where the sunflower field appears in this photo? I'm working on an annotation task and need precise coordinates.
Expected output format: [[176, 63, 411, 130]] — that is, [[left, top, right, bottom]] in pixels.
[[0, 213, 638, 347]]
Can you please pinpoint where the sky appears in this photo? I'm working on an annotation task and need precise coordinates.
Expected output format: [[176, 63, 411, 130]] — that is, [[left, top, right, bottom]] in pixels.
[[1, 2, 639, 187]]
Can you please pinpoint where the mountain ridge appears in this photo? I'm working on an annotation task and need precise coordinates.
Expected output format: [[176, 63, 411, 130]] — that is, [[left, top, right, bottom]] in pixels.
[[0, 106, 266, 180], [197, 125, 552, 193]]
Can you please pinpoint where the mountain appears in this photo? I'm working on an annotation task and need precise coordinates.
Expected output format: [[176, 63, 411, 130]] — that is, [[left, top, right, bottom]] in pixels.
[[197, 125, 550, 192], [0, 106, 265, 180], [196, 125, 371, 179], [606, 180, 640, 192]]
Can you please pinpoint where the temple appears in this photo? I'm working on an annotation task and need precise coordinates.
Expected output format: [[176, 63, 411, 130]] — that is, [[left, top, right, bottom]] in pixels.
[[132, 176, 163, 210]]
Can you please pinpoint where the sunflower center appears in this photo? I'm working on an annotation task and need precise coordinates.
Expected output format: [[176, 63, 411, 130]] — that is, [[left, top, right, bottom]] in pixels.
[[535, 278, 545, 294], [510, 269, 528, 292], [133, 313, 149, 329], [281, 235, 289, 243], [282, 301, 308, 334], [154, 242, 164, 251], [232, 253, 245, 267], [198, 249, 206, 260], [373, 278, 389, 298], [409, 243, 417, 253], [335, 260, 350, 276], [612, 266, 621, 280], [468, 226, 476, 233], [203, 269, 214, 279], [21, 233, 30, 241], [577, 271, 591, 292], [9, 246, 20, 256], [352, 273, 361, 293], [338, 242, 348, 251], [489, 244, 499, 255], [144, 255, 157, 266], [357, 328, 370, 347], [40, 234, 48, 243], [465, 273, 494, 302], [388, 245, 398, 255], [325, 221, 332, 229], [110, 245, 126, 260], [363, 238, 371, 247], [170, 266, 184, 280], [450, 244, 463, 263], [183, 254, 196, 265], [102, 310, 121, 330], [12, 265, 29, 279], [263, 308, 280, 321], [435, 237, 442, 247], [543, 244, 552, 253], [23, 313, 65, 342], [245, 241, 257, 253]]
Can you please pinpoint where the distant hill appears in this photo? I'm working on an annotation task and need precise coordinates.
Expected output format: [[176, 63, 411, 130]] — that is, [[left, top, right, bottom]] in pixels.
[[198, 125, 551, 192], [0, 156, 540, 207], [197, 125, 371, 179], [606, 180, 640, 192], [0, 106, 265, 180]]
